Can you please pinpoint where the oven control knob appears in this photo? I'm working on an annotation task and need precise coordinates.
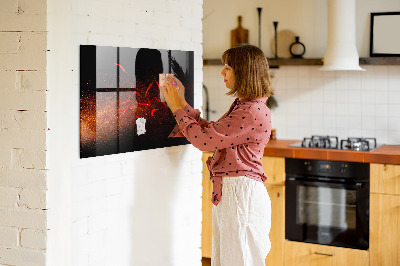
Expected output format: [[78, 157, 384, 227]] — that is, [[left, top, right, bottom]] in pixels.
[[304, 161, 312, 171], [340, 164, 347, 174]]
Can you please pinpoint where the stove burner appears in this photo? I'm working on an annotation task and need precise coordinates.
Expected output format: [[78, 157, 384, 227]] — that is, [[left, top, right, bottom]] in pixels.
[[340, 137, 377, 151], [295, 136, 378, 151], [301, 135, 339, 149]]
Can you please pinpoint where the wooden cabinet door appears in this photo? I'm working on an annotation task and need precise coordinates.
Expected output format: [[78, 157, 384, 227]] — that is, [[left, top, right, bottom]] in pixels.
[[264, 184, 284, 266], [284, 241, 369, 266], [262, 156, 285, 186], [370, 193, 400, 266], [370, 163, 400, 195], [262, 156, 285, 265], [201, 152, 213, 258]]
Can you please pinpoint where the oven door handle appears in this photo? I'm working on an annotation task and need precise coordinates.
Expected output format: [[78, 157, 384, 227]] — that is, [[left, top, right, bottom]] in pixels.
[[286, 177, 364, 189]]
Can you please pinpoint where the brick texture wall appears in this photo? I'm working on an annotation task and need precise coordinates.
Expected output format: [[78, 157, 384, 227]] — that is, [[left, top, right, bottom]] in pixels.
[[0, 0, 48, 265], [46, 0, 203, 266], [1, 0, 203, 265]]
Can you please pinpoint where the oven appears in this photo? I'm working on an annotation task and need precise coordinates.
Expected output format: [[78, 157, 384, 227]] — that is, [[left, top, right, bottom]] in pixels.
[[285, 158, 370, 250]]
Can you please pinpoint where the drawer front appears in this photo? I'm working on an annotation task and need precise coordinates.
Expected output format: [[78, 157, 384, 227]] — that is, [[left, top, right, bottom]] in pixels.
[[284, 241, 369, 266]]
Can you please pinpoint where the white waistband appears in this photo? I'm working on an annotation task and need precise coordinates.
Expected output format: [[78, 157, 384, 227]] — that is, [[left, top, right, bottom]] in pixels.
[[222, 176, 250, 183]]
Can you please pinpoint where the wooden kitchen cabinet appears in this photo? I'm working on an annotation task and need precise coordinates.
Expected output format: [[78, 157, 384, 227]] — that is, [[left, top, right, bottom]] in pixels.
[[261, 156, 285, 185], [370, 193, 400, 266], [264, 184, 285, 266], [202, 152, 214, 258], [284, 241, 369, 266], [370, 163, 400, 266], [261, 156, 285, 266], [201, 154, 286, 266], [370, 163, 400, 195]]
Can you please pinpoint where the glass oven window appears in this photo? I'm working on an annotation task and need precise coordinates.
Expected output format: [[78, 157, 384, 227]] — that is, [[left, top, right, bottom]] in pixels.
[[297, 186, 357, 230]]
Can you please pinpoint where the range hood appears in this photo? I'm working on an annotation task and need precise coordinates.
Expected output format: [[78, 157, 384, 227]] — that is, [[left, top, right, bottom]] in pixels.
[[320, 0, 365, 71]]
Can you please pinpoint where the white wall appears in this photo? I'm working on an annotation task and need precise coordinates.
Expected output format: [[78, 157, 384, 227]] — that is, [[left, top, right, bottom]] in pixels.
[[271, 65, 400, 144], [46, 0, 203, 266], [204, 0, 326, 59], [203, 0, 400, 145], [204, 65, 400, 144], [0, 0, 48, 265], [203, 0, 400, 58]]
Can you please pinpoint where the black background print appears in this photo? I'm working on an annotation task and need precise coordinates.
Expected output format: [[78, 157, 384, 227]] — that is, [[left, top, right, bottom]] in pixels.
[[80, 45, 194, 158]]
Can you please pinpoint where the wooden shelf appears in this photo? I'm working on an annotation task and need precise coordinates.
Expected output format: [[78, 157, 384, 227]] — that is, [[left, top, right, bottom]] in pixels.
[[203, 57, 400, 67], [268, 58, 322, 67], [203, 58, 323, 67], [202, 59, 223, 65], [359, 57, 400, 65]]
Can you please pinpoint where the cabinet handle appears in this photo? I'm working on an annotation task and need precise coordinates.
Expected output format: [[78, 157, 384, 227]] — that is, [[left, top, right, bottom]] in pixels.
[[314, 252, 335, 257]]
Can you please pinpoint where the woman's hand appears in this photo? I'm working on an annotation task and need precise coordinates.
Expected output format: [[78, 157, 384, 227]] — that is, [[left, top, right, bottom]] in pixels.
[[160, 76, 186, 113], [168, 75, 187, 108]]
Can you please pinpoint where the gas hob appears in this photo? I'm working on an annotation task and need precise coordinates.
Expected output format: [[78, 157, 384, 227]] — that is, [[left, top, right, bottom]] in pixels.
[[289, 135, 382, 151]]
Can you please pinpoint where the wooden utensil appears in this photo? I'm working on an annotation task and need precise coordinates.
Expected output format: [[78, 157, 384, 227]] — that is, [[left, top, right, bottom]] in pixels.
[[231, 16, 249, 48]]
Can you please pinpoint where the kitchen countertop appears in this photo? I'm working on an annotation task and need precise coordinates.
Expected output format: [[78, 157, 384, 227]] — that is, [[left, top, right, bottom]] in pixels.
[[263, 139, 400, 165]]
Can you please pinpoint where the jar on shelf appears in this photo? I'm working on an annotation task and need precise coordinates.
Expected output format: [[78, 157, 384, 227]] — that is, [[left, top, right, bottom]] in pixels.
[[289, 36, 306, 58]]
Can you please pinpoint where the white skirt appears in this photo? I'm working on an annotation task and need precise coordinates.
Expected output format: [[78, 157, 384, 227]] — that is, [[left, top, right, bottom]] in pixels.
[[212, 176, 271, 266]]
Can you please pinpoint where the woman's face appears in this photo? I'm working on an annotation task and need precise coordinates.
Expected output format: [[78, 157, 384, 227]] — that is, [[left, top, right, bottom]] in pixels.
[[221, 64, 235, 89]]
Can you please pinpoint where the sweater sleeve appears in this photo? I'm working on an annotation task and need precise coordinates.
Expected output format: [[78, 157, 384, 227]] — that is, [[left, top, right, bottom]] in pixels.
[[169, 104, 211, 137], [172, 106, 257, 152]]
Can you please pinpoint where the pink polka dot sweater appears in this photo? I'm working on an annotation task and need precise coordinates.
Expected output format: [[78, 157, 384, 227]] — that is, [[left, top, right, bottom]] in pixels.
[[169, 97, 272, 206]]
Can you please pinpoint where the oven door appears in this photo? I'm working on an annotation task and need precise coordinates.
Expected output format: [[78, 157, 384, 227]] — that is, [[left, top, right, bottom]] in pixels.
[[285, 177, 369, 250]]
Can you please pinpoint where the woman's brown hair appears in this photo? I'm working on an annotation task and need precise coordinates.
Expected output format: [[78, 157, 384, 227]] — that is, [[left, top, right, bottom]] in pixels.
[[221, 44, 273, 99]]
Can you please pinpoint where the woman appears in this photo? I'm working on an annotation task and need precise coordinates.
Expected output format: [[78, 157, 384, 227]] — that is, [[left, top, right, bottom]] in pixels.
[[161, 44, 273, 266]]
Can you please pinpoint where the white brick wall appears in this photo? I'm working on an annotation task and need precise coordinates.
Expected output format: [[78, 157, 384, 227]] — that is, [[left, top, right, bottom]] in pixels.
[[0, 208, 46, 230], [0, 169, 47, 189], [0, 0, 48, 265], [0, 227, 19, 247], [46, 1, 203, 266], [0, 248, 46, 266], [4, 0, 204, 264], [0, 187, 19, 208], [21, 229, 47, 250]]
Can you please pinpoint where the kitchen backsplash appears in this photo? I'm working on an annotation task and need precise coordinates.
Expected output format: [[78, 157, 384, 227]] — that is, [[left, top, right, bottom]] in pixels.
[[203, 65, 400, 144]]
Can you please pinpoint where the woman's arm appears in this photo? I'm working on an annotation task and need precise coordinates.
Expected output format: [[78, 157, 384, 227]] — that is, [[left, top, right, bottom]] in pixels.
[[161, 76, 211, 135], [172, 106, 257, 152], [182, 103, 211, 128]]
